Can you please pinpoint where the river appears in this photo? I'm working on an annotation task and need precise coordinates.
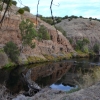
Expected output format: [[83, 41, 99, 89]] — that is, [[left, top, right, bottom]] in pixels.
[[0, 56, 100, 96]]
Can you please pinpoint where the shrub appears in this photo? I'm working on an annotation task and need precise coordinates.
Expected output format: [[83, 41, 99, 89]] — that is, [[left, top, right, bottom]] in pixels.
[[0, 5, 3, 11], [4, 41, 20, 63], [75, 38, 89, 52], [22, 6, 30, 12], [19, 19, 37, 48], [18, 8, 24, 14], [38, 25, 50, 40], [93, 43, 99, 53], [12, 0, 17, 6]]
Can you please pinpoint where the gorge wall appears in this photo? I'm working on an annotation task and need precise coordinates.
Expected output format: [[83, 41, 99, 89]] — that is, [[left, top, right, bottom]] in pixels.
[[0, 5, 74, 68], [56, 18, 100, 49]]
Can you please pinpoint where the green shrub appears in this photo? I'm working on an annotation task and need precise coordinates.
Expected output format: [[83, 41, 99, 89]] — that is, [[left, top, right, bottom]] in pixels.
[[18, 8, 24, 14], [0, 5, 3, 11], [4, 41, 20, 63], [19, 19, 37, 48], [38, 25, 50, 40], [12, 0, 17, 6], [22, 6, 30, 12], [75, 38, 89, 52], [93, 43, 99, 53]]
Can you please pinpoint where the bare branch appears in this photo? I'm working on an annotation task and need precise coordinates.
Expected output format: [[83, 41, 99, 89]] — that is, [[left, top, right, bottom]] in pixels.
[[36, 0, 40, 28], [50, 0, 58, 33]]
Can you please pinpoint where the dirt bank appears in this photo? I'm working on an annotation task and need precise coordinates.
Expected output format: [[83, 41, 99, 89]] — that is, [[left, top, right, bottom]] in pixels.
[[13, 81, 100, 100]]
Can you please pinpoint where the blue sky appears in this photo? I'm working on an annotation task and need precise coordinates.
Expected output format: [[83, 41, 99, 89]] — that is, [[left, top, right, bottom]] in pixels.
[[16, 0, 100, 18]]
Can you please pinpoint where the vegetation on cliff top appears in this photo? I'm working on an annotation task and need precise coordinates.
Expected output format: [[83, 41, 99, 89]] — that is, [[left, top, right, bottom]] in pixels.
[[39, 15, 100, 25]]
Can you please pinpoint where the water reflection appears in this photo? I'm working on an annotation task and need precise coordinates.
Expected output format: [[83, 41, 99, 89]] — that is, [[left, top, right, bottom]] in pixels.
[[0, 57, 100, 94]]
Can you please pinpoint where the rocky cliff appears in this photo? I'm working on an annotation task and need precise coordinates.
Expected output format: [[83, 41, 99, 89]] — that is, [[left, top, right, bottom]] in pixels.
[[0, 5, 74, 68], [56, 18, 100, 48]]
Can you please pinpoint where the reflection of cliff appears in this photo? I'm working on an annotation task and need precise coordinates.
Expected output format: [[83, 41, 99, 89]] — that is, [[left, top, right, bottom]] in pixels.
[[30, 61, 72, 86], [55, 63, 97, 87], [0, 61, 71, 94]]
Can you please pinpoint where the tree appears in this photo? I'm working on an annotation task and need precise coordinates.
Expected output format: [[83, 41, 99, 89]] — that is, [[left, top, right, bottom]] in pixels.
[[22, 6, 30, 12], [75, 38, 89, 52], [12, 0, 17, 6], [38, 25, 50, 40], [17, 8, 24, 14], [19, 19, 37, 50], [4, 41, 20, 63]]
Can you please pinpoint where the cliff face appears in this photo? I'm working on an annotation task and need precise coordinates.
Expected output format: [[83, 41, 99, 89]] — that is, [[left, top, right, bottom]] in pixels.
[[56, 18, 100, 48], [0, 5, 74, 68]]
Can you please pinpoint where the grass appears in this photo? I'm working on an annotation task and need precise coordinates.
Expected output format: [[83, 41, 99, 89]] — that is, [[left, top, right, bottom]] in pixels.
[[76, 50, 89, 58]]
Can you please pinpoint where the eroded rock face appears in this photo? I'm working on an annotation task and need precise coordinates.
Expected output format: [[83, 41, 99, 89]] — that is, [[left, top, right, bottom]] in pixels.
[[0, 5, 74, 66], [0, 52, 8, 68], [56, 18, 100, 48]]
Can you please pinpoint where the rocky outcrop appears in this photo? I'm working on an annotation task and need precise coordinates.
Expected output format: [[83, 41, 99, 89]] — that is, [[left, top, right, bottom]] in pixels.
[[56, 18, 100, 48], [0, 5, 74, 67], [0, 52, 8, 69]]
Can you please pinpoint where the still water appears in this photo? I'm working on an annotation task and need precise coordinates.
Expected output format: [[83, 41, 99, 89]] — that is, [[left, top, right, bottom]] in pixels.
[[0, 57, 100, 94]]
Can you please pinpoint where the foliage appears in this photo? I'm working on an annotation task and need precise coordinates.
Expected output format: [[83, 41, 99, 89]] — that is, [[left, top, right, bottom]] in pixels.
[[38, 25, 50, 40], [89, 17, 92, 21], [2, 0, 12, 6], [55, 17, 62, 23], [12, 0, 17, 6], [82, 38, 89, 45], [75, 40, 83, 50], [17, 8, 24, 14], [93, 43, 99, 53], [83, 45, 89, 53], [4, 41, 20, 63], [39, 16, 53, 25], [39, 15, 100, 26], [0, 5, 2, 11], [22, 6, 30, 12], [68, 38, 73, 44], [19, 19, 37, 48], [75, 38, 89, 52]]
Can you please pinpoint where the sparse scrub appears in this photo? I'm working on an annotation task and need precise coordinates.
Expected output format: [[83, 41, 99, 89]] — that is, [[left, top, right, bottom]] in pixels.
[[93, 43, 99, 54], [17, 8, 24, 14], [19, 19, 37, 49], [75, 38, 89, 53], [22, 6, 30, 12], [38, 25, 50, 40], [12, 0, 17, 6], [4, 41, 20, 63]]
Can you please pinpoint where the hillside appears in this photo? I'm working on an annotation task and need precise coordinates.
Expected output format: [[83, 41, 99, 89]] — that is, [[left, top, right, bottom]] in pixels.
[[56, 18, 100, 50], [0, 4, 74, 68]]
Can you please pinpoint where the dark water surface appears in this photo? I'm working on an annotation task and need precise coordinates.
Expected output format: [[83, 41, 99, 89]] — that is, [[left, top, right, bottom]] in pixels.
[[0, 57, 100, 94]]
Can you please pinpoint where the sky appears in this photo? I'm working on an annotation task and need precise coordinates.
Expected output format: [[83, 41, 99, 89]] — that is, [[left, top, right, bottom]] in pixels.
[[16, 0, 100, 18]]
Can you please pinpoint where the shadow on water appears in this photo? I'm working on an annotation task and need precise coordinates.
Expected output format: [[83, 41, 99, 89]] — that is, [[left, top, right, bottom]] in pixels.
[[0, 57, 100, 95]]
